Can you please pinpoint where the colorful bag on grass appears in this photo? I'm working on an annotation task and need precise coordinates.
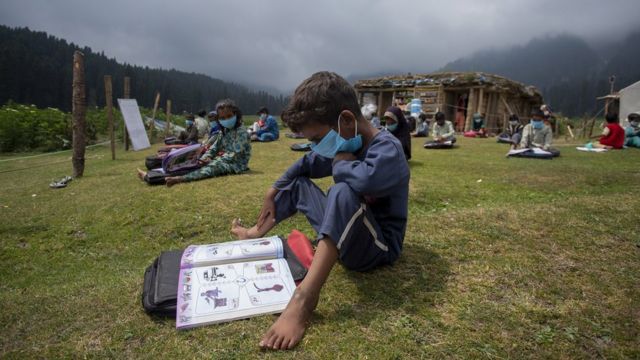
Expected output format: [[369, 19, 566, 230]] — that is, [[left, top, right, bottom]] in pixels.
[[162, 144, 204, 173]]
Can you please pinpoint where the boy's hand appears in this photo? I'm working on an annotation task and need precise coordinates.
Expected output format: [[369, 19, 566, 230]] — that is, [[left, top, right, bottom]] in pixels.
[[198, 158, 211, 165], [257, 187, 279, 228], [334, 152, 356, 162]]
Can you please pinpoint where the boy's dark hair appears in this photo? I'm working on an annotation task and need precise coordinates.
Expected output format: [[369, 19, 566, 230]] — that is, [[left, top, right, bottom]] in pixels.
[[257, 107, 269, 115], [629, 113, 640, 121], [185, 113, 195, 120], [605, 112, 619, 123], [531, 108, 544, 118], [435, 112, 445, 121], [216, 99, 243, 129], [197, 109, 206, 117], [281, 71, 362, 132], [509, 114, 519, 121], [418, 113, 427, 121]]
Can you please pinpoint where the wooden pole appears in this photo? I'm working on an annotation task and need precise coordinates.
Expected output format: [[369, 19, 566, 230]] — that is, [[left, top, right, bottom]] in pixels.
[[104, 75, 115, 160], [72, 51, 87, 178], [123, 77, 131, 151], [165, 100, 172, 137], [149, 91, 160, 141], [464, 88, 477, 131]]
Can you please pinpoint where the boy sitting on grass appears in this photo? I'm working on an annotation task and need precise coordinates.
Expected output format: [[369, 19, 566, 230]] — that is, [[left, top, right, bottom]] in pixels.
[[230, 71, 410, 350]]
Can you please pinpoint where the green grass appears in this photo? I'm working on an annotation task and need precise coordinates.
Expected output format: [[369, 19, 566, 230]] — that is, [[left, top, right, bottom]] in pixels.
[[1, 134, 639, 359]]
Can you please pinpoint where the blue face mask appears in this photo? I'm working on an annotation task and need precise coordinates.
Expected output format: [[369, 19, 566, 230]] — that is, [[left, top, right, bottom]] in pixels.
[[259, 113, 267, 121], [531, 120, 544, 129], [209, 121, 218, 127], [185, 120, 194, 127], [310, 115, 363, 158], [386, 123, 398, 132], [219, 115, 237, 129]]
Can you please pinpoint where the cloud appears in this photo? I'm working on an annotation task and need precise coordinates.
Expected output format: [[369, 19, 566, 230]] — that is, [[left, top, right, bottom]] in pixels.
[[1, 0, 638, 91]]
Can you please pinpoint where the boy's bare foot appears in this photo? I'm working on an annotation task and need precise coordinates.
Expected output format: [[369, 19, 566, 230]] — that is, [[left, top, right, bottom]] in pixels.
[[230, 218, 264, 239], [231, 218, 250, 239], [136, 168, 146, 181], [165, 176, 183, 187], [259, 289, 317, 350]]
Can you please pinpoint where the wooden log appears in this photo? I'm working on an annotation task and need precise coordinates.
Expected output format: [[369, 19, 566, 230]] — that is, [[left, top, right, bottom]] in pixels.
[[165, 100, 172, 137], [104, 75, 115, 160], [150, 92, 160, 141], [72, 51, 86, 178], [124, 77, 130, 151]]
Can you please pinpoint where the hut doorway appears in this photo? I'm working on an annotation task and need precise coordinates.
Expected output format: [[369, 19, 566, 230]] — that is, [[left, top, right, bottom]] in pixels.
[[380, 91, 393, 115], [444, 91, 469, 132]]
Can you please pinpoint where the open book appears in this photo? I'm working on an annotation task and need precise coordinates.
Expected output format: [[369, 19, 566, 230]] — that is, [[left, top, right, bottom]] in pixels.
[[176, 236, 299, 330], [507, 147, 551, 156]]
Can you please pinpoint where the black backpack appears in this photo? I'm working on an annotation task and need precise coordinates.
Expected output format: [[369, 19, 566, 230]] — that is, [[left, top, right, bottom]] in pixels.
[[141, 250, 183, 316]]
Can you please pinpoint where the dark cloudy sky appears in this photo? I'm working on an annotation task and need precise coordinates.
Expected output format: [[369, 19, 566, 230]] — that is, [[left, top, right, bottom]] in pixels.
[[1, 0, 639, 92]]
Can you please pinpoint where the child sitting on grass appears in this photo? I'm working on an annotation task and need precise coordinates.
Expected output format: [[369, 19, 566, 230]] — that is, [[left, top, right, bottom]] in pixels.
[[137, 99, 251, 187], [230, 71, 410, 350], [587, 113, 625, 150]]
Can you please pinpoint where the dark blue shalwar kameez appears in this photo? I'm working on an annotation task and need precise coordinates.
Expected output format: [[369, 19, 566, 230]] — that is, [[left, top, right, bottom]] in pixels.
[[272, 131, 410, 272]]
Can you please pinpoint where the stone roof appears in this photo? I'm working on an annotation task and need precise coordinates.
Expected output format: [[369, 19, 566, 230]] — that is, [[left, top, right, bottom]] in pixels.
[[354, 71, 542, 100]]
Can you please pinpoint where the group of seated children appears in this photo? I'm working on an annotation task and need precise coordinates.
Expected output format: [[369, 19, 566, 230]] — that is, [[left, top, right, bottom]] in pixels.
[[424, 112, 457, 149], [137, 99, 252, 186], [249, 107, 280, 142]]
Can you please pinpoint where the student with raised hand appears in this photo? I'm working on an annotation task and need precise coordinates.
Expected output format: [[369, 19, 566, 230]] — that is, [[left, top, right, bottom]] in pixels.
[[625, 113, 640, 148], [250, 107, 280, 142], [162, 99, 251, 187], [518, 108, 560, 157], [383, 106, 412, 160], [424, 111, 456, 148], [230, 71, 410, 350], [498, 114, 524, 149]]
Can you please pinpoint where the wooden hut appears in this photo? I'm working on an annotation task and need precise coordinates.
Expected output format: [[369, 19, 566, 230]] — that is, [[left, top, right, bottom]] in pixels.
[[354, 72, 544, 133]]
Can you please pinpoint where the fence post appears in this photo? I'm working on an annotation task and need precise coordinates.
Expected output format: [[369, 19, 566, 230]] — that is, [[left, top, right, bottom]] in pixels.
[[72, 51, 87, 177]]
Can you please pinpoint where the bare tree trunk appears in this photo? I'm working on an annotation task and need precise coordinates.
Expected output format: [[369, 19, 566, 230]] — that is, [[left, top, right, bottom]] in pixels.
[[104, 75, 115, 160], [124, 77, 131, 151], [72, 51, 86, 178]]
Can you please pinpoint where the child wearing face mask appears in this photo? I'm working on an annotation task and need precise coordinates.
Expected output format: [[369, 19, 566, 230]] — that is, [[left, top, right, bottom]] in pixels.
[[424, 111, 457, 149], [518, 109, 560, 156], [164, 113, 200, 145], [382, 106, 411, 160], [625, 113, 640, 148], [229, 71, 410, 351], [250, 107, 280, 142], [497, 114, 524, 148], [161, 99, 251, 187]]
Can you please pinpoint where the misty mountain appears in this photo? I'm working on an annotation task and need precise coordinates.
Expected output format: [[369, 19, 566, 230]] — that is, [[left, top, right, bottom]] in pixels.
[[0, 25, 288, 114], [442, 32, 640, 116]]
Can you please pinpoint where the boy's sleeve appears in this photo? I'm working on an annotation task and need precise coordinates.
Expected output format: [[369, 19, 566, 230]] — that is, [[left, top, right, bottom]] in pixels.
[[332, 139, 409, 197], [201, 133, 221, 160], [273, 152, 333, 190], [442, 122, 455, 138]]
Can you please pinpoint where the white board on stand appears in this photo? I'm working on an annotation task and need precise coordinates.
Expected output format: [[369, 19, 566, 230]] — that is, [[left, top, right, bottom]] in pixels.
[[117, 99, 151, 151]]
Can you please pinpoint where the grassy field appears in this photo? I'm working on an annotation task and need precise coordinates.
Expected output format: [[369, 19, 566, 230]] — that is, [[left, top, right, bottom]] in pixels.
[[0, 132, 639, 359]]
